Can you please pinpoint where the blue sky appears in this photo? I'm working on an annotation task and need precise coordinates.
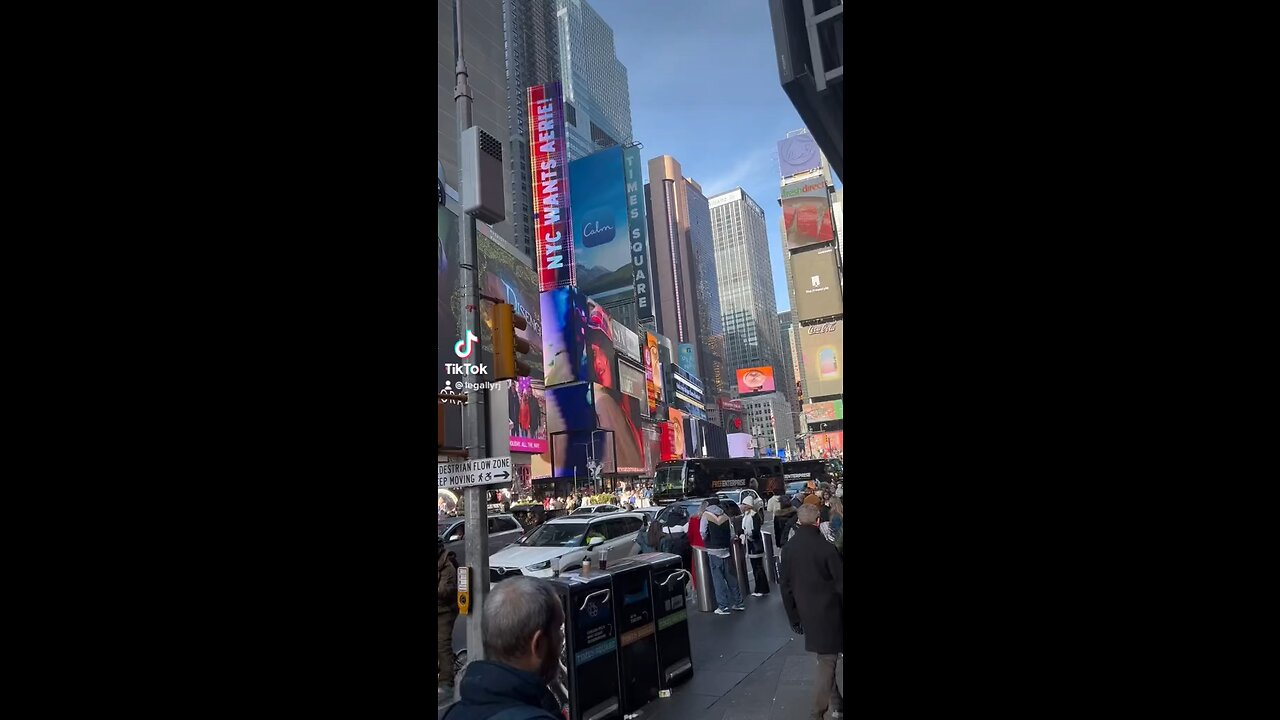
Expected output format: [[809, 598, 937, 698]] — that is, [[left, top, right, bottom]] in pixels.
[[591, 0, 839, 313]]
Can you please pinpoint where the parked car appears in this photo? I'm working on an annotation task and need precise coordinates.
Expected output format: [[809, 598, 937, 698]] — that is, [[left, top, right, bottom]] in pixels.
[[715, 488, 762, 508], [487, 512, 646, 581], [569, 503, 621, 515], [509, 504, 568, 531], [653, 496, 742, 530], [438, 514, 525, 568]]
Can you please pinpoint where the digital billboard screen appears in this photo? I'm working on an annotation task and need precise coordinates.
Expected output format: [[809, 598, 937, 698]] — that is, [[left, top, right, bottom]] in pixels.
[[736, 366, 776, 395], [809, 431, 844, 457], [798, 320, 844, 399], [778, 133, 823, 178], [546, 383, 596, 435], [586, 298, 616, 390], [569, 147, 633, 304], [611, 319, 641, 363], [645, 332, 662, 415], [527, 83, 575, 291], [663, 408, 686, 460], [727, 433, 753, 458], [541, 286, 590, 387], [780, 178, 833, 250], [791, 245, 842, 321], [618, 363, 645, 406], [593, 383, 645, 473], [804, 400, 843, 423]]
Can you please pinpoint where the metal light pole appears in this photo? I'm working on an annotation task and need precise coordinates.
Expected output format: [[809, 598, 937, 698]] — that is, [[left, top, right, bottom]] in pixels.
[[454, 0, 490, 670]]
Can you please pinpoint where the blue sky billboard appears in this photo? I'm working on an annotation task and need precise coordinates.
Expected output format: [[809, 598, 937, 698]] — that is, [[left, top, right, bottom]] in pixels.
[[569, 146, 632, 304]]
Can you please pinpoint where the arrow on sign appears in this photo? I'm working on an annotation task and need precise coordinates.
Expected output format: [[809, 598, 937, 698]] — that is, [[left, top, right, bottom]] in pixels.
[[494, 470, 510, 480]]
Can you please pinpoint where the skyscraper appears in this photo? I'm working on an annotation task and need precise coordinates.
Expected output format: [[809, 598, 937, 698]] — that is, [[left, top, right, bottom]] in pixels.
[[555, 0, 633, 161], [645, 156, 702, 347], [683, 178, 727, 425], [708, 188, 789, 393]]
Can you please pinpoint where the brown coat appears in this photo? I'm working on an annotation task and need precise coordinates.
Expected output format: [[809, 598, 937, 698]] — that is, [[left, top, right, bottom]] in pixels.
[[438, 548, 458, 614]]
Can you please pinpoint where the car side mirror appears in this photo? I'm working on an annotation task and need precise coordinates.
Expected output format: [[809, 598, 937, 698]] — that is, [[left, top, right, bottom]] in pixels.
[[587, 536, 604, 547], [448, 534, 462, 542]]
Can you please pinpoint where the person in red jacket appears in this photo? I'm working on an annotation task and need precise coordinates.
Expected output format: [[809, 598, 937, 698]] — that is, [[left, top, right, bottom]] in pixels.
[[687, 500, 708, 600]]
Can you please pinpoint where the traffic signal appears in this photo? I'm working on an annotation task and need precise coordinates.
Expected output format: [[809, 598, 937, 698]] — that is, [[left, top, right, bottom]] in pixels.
[[493, 302, 532, 381]]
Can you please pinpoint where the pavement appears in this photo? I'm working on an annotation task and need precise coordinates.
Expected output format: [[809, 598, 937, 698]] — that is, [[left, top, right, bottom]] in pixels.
[[441, 561, 842, 720]]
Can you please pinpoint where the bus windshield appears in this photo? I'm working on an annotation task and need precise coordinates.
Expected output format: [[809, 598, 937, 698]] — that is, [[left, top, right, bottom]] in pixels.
[[654, 465, 684, 496]]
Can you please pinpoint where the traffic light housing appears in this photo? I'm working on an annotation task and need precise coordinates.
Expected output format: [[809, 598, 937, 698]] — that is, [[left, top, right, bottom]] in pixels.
[[493, 302, 531, 381]]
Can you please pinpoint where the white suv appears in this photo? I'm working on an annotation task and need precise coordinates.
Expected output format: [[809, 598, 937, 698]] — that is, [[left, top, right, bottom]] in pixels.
[[487, 512, 645, 581]]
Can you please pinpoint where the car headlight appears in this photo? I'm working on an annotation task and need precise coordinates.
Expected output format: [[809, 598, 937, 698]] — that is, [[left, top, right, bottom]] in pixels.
[[526, 560, 552, 571]]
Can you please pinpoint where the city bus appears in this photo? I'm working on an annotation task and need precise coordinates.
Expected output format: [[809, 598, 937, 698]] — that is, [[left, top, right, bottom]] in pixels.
[[653, 458, 785, 505]]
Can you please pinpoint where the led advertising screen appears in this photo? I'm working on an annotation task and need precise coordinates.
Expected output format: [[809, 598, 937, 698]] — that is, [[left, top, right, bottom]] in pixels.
[[541, 286, 590, 387], [778, 133, 823, 178], [810, 431, 844, 457], [437, 203, 464, 448], [618, 363, 645, 405], [662, 408, 686, 461], [799, 320, 844, 399], [593, 383, 645, 473], [551, 429, 614, 481], [527, 83, 574, 292], [804, 400, 843, 424], [645, 332, 661, 415], [678, 343, 697, 373], [727, 433, 753, 459], [546, 383, 596, 435], [736, 366, 776, 395], [780, 178, 834, 250], [585, 298, 616, 390], [611, 319, 641, 363], [791, 245, 842, 322], [509, 378, 547, 453], [569, 147, 632, 304], [623, 145, 655, 321]]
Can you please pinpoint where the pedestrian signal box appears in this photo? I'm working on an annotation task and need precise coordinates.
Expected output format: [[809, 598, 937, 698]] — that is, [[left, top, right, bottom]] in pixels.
[[457, 566, 471, 615]]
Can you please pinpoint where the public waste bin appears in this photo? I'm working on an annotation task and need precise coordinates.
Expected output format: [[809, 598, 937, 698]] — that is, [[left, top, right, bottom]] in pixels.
[[633, 552, 693, 690], [730, 536, 750, 596], [547, 570, 622, 720], [599, 556, 662, 715], [762, 530, 779, 584], [691, 546, 715, 612]]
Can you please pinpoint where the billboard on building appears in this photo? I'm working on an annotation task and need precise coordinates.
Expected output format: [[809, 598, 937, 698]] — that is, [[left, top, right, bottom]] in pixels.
[[798, 320, 844, 399], [611, 319, 641, 363], [663, 408, 686, 460], [791, 245, 842, 321], [645, 332, 662, 415], [678, 343, 697, 373], [593, 383, 645, 473], [527, 83, 574, 292], [777, 133, 823, 178], [780, 178, 834, 250], [569, 147, 633, 304], [804, 400, 843, 423], [727, 433, 753, 458], [546, 383, 596, 435], [586, 298, 616, 390], [623, 145, 655, 321], [541, 286, 590, 387], [810, 430, 844, 457], [618, 363, 645, 407], [736, 366, 776, 395]]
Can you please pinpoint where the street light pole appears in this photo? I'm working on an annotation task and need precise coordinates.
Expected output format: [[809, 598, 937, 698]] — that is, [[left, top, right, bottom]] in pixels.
[[454, 0, 489, 670]]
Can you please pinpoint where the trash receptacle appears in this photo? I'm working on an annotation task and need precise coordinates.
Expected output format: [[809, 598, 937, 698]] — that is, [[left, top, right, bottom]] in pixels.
[[691, 546, 714, 612], [547, 570, 622, 720], [730, 536, 749, 596], [599, 556, 662, 715], [634, 552, 693, 690], [762, 530, 778, 584]]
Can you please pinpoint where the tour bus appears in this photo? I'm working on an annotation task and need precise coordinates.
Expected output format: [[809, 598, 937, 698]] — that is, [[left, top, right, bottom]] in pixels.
[[653, 458, 785, 505], [782, 459, 837, 493]]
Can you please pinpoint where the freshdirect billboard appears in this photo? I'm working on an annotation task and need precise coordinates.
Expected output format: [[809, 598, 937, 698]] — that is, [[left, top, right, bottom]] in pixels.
[[780, 178, 834, 250], [527, 83, 574, 291], [569, 147, 632, 304], [623, 145, 655, 321], [791, 245, 842, 321], [798, 320, 844, 399]]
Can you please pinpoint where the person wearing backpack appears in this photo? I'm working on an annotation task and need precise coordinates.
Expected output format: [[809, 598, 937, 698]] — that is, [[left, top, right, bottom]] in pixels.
[[438, 537, 460, 702], [443, 577, 565, 720]]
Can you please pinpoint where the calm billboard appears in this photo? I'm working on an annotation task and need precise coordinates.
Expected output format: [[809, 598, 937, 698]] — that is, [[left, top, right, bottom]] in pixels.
[[569, 147, 632, 304]]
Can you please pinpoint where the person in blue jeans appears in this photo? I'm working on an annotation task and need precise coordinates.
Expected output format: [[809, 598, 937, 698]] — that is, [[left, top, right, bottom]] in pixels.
[[700, 502, 744, 614]]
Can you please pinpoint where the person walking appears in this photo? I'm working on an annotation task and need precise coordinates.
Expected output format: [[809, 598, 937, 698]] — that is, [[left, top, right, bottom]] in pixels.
[[442, 577, 565, 720], [781, 504, 844, 720], [438, 538, 461, 702], [687, 500, 706, 599], [740, 500, 770, 596], [701, 500, 744, 614]]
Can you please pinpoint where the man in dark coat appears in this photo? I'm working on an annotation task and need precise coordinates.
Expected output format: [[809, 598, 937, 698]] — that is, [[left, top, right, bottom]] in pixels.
[[781, 504, 844, 720], [439, 538, 460, 701], [443, 576, 564, 720]]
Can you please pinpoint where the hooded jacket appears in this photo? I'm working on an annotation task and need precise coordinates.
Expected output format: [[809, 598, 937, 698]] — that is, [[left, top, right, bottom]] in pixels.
[[442, 660, 561, 720], [438, 546, 458, 614]]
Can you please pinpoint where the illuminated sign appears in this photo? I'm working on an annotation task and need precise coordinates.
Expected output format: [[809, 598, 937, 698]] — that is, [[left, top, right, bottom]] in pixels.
[[623, 145, 654, 321], [527, 83, 574, 291]]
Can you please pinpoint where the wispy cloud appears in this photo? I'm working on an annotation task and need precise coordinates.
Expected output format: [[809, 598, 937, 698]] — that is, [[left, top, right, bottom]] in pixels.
[[698, 146, 777, 198]]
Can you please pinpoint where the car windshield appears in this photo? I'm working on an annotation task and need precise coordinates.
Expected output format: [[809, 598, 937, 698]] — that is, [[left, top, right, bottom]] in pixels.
[[523, 521, 590, 547], [717, 490, 742, 504]]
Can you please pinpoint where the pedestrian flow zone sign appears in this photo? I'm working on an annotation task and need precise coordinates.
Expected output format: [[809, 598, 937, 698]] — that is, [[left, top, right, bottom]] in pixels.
[[438, 456, 513, 489]]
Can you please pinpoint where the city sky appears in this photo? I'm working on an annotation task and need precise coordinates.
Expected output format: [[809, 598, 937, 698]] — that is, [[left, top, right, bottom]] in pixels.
[[592, 0, 842, 313]]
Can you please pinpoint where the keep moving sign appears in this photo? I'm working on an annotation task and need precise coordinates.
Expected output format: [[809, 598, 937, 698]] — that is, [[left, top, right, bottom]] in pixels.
[[437, 456, 514, 489]]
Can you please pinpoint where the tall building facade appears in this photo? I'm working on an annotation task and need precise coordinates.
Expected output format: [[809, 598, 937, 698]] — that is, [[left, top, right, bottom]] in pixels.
[[743, 392, 796, 458], [683, 178, 728, 425], [556, 0, 633, 161], [708, 188, 789, 397], [645, 156, 702, 348]]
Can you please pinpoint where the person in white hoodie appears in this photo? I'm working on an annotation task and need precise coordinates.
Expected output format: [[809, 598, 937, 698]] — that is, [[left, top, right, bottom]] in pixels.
[[700, 501, 743, 614], [740, 500, 770, 596]]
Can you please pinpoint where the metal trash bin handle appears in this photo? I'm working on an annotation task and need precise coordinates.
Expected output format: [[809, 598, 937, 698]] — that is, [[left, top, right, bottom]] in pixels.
[[579, 588, 611, 611], [658, 570, 691, 587]]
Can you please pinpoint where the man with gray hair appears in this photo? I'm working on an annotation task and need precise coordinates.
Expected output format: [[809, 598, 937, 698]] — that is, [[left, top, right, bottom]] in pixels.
[[443, 576, 564, 720], [781, 503, 845, 720]]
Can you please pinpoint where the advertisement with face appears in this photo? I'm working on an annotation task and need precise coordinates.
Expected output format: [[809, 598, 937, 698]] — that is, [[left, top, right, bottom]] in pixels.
[[593, 383, 645, 473], [569, 147, 632, 304], [666, 408, 686, 460], [736, 366, 776, 395], [791, 245, 842, 321], [645, 333, 661, 415], [780, 178, 833, 250], [810, 431, 844, 456], [528, 83, 575, 292], [541, 286, 590, 387], [585, 298, 616, 390], [799, 320, 844, 399]]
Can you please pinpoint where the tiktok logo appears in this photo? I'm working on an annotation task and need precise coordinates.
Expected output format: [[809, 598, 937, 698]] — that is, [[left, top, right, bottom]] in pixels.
[[454, 330, 479, 358]]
